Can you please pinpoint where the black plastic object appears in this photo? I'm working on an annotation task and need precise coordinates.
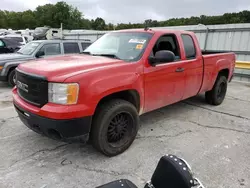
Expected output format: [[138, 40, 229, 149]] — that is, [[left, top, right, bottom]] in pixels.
[[148, 50, 175, 66], [96, 179, 138, 188], [150, 154, 195, 188]]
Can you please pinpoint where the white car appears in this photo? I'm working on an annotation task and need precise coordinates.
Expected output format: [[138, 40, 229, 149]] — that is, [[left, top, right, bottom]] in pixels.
[[1, 35, 28, 46]]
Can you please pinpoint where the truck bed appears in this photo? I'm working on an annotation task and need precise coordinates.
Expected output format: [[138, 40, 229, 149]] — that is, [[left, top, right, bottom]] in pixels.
[[199, 51, 235, 93], [202, 50, 233, 55]]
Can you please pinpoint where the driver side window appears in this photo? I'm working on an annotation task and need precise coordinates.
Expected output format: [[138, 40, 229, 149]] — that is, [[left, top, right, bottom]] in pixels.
[[39, 43, 61, 56], [152, 34, 180, 61]]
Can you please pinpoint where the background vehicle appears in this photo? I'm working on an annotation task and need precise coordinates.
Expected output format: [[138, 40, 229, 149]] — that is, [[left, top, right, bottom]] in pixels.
[[13, 29, 235, 156], [0, 38, 22, 54], [0, 40, 92, 86], [97, 154, 205, 188], [33, 26, 50, 40], [1, 34, 28, 46]]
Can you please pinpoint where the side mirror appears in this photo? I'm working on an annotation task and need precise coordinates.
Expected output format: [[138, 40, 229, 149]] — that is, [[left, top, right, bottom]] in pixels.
[[148, 50, 175, 66], [36, 51, 45, 58]]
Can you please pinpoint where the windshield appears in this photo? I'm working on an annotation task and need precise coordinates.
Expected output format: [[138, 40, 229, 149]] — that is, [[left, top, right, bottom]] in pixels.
[[84, 32, 153, 61], [17, 42, 41, 55]]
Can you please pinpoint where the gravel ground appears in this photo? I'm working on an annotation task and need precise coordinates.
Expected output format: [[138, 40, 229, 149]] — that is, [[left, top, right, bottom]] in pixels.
[[0, 81, 249, 188]]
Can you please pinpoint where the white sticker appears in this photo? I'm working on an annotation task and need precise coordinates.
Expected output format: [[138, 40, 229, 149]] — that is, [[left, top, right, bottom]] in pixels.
[[129, 39, 146, 44]]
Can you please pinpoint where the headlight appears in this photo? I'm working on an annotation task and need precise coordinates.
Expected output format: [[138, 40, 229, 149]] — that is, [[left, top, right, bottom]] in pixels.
[[48, 83, 79, 105]]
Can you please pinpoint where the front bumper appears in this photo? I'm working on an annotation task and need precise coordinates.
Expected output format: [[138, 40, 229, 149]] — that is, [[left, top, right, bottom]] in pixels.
[[0, 75, 7, 81], [14, 103, 92, 143]]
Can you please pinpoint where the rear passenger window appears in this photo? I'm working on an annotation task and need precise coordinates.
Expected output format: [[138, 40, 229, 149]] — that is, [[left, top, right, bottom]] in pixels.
[[63, 43, 80, 54], [181, 35, 196, 59], [81, 42, 91, 50]]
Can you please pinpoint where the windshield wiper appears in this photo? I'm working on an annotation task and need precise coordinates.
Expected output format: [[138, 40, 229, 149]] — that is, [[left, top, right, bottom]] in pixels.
[[92, 54, 120, 60], [16, 51, 23, 54]]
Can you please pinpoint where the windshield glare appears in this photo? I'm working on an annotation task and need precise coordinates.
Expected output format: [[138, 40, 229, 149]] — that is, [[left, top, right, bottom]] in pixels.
[[17, 42, 41, 55], [84, 32, 153, 61]]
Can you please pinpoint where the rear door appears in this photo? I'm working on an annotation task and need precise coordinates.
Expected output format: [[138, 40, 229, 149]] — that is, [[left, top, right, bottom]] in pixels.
[[181, 34, 203, 100], [144, 34, 186, 113]]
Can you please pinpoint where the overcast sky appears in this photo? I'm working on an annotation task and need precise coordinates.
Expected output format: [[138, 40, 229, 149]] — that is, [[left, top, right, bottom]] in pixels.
[[2, 0, 250, 23]]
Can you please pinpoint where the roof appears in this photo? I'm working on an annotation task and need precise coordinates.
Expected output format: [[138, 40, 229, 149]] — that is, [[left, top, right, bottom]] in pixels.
[[111, 28, 194, 35], [0, 34, 24, 38], [30, 39, 92, 43]]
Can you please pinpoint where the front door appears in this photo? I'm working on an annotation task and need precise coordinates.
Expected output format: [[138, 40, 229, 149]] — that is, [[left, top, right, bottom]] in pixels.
[[143, 34, 186, 113]]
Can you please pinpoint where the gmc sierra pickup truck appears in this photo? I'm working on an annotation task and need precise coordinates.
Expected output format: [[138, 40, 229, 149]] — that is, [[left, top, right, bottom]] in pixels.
[[12, 29, 235, 156]]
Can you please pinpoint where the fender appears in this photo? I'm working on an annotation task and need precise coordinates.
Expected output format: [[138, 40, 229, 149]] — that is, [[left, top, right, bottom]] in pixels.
[[209, 58, 231, 90], [67, 64, 145, 115], [91, 72, 144, 115], [0, 61, 28, 77]]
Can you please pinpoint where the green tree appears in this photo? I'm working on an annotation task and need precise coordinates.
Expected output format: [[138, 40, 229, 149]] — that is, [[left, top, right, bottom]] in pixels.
[[21, 10, 37, 28], [0, 2, 250, 30], [35, 4, 56, 27], [91, 17, 106, 30], [0, 10, 8, 28]]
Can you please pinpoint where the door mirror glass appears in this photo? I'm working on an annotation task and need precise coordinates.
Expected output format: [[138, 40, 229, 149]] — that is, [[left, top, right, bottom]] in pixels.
[[36, 51, 45, 58], [148, 50, 175, 66]]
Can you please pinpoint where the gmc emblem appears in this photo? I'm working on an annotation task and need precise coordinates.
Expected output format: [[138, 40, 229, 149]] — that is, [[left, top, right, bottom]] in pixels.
[[17, 80, 28, 93]]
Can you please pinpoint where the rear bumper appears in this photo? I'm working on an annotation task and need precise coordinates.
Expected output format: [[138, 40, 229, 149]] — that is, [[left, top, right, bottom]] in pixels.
[[14, 103, 92, 143]]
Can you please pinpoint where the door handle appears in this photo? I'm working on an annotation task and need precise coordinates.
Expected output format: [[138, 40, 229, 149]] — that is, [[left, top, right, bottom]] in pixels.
[[175, 67, 185, 72]]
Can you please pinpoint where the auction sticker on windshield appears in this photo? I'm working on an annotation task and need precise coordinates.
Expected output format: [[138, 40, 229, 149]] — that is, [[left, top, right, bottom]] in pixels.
[[129, 39, 147, 44], [136, 44, 144, 49]]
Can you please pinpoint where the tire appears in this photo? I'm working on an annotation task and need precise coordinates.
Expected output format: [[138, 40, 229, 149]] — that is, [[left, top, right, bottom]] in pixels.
[[8, 69, 16, 87], [90, 99, 139, 157], [205, 76, 227, 105]]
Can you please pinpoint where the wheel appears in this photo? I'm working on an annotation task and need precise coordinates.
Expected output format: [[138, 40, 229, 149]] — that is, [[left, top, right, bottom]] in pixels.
[[205, 76, 227, 105], [8, 69, 16, 87], [90, 99, 139, 156]]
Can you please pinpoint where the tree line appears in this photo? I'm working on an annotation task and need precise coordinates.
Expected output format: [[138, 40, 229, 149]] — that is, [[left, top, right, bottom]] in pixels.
[[0, 1, 250, 31]]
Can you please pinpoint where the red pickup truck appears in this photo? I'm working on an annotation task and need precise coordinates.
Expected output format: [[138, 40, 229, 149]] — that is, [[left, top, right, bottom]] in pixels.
[[12, 29, 235, 156]]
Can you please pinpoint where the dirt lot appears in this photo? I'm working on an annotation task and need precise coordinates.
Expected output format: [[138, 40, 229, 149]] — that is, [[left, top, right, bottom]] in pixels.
[[0, 81, 249, 188]]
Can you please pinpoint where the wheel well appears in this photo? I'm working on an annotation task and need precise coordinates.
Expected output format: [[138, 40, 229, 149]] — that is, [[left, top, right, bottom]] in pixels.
[[96, 90, 140, 112], [218, 69, 229, 79], [7, 66, 17, 77]]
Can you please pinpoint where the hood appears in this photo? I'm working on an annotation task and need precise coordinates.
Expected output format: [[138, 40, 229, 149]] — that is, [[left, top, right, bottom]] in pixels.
[[0, 53, 33, 65], [18, 54, 127, 82]]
